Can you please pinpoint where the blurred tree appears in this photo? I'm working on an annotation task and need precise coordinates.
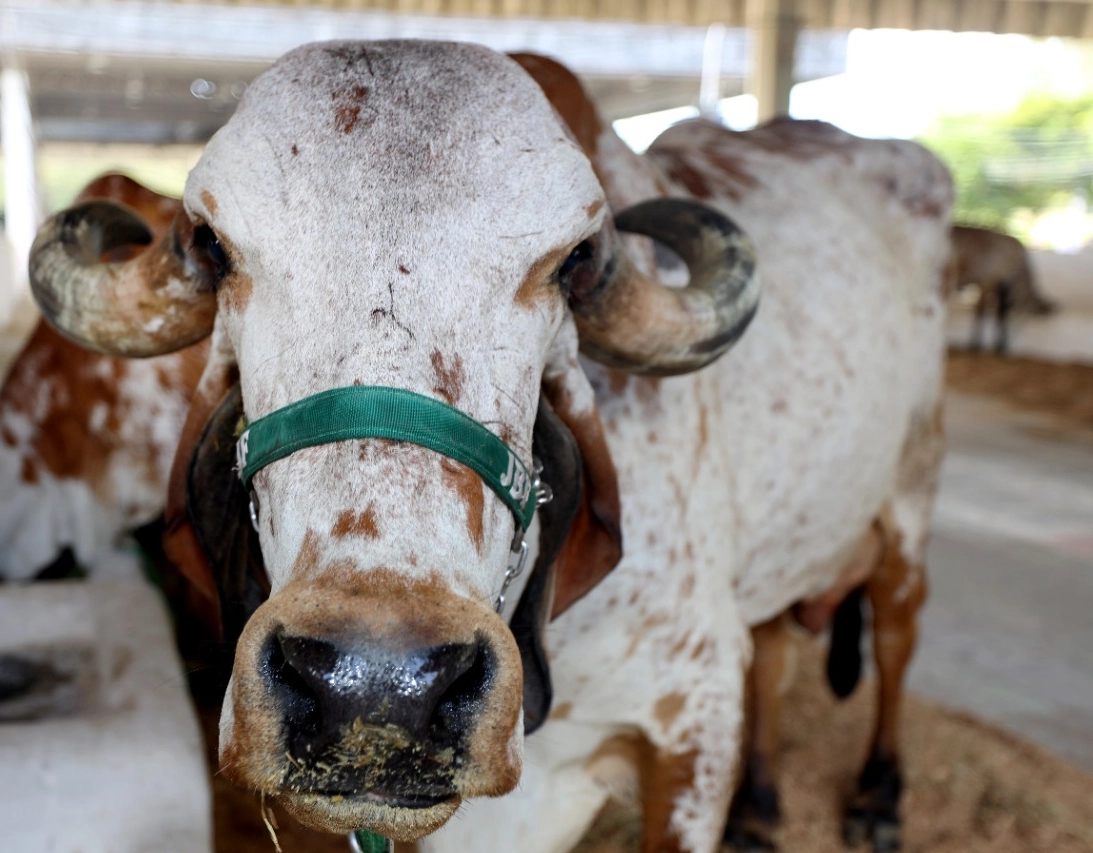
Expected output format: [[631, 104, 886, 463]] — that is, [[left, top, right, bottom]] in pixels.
[[919, 93, 1093, 238]]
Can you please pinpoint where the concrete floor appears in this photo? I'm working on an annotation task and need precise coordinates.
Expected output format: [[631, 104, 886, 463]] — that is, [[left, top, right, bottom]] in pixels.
[[911, 392, 1093, 772]]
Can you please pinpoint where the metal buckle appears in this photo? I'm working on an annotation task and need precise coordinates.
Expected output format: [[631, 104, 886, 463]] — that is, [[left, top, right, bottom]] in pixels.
[[495, 456, 552, 613], [532, 458, 553, 508]]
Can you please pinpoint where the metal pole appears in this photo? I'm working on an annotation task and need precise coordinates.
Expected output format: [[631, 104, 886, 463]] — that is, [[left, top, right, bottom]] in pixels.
[[747, 0, 799, 124], [1, 61, 40, 324], [700, 23, 726, 120]]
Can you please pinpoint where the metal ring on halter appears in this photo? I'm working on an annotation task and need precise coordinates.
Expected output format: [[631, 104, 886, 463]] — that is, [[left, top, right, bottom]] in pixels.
[[248, 490, 260, 533], [494, 456, 552, 613]]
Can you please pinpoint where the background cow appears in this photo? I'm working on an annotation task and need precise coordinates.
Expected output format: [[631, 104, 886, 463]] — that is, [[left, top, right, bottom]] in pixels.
[[25, 42, 952, 853], [0, 174, 205, 583], [950, 223, 1054, 353]]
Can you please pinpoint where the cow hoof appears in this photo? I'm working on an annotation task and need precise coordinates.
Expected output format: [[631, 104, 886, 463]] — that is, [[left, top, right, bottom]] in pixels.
[[723, 823, 777, 852], [843, 754, 902, 851], [842, 809, 901, 851], [724, 772, 780, 852]]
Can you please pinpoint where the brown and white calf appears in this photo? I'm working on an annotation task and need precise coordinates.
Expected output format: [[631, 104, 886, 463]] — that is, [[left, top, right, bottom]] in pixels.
[[950, 223, 1054, 353], [0, 175, 205, 582], [25, 42, 952, 853]]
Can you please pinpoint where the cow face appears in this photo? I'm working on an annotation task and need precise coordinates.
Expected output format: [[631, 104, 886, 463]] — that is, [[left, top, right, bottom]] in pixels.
[[28, 40, 758, 840], [185, 41, 605, 837]]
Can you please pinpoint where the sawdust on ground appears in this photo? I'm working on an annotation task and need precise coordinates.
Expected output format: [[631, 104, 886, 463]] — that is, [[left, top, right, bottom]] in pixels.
[[946, 351, 1093, 430]]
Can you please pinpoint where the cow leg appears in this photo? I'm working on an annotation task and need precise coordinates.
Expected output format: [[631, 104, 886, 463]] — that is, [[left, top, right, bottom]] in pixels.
[[969, 293, 986, 351], [639, 736, 737, 853], [994, 280, 1013, 354], [843, 541, 927, 852], [724, 616, 793, 852]]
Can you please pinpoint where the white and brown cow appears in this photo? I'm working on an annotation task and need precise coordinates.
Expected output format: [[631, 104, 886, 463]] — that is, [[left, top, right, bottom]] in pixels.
[[25, 42, 952, 853], [0, 175, 205, 582]]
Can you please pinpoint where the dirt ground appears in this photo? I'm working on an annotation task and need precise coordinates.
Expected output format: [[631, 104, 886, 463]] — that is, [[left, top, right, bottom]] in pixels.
[[207, 352, 1093, 852], [946, 351, 1093, 431]]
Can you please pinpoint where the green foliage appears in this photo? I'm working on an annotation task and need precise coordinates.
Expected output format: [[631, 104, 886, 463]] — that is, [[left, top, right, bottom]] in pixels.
[[919, 92, 1093, 237]]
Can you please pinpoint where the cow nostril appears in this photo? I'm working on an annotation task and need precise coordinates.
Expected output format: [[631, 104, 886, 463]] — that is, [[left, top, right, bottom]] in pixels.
[[262, 633, 323, 743], [430, 640, 494, 741]]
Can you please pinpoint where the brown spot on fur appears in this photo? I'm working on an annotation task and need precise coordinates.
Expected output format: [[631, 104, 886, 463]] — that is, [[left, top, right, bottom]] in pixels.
[[586, 199, 604, 219], [551, 701, 573, 720], [334, 84, 369, 134], [291, 144, 299, 156], [701, 146, 761, 197], [691, 637, 709, 660], [605, 368, 630, 397], [330, 506, 380, 539], [292, 529, 323, 575], [634, 376, 663, 414], [0, 426, 14, 447], [654, 692, 687, 729], [336, 104, 361, 134], [680, 573, 695, 597], [220, 269, 253, 314], [200, 189, 218, 218], [515, 245, 569, 311], [585, 733, 699, 852], [20, 457, 38, 484], [430, 351, 465, 405], [656, 153, 714, 199], [398, 264, 410, 274], [440, 459, 484, 553], [696, 403, 708, 454]]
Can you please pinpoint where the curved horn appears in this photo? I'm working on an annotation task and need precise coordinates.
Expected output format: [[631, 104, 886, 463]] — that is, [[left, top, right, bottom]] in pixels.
[[28, 200, 216, 358], [574, 198, 760, 376]]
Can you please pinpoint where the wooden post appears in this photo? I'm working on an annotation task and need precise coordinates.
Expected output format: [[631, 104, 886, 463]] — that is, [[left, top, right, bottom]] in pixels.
[[1, 62, 40, 324], [747, 0, 800, 124]]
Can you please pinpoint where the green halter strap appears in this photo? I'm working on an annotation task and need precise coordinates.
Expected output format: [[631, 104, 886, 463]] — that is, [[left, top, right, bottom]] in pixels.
[[350, 829, 392, 853], [235, 385, 538, 531]]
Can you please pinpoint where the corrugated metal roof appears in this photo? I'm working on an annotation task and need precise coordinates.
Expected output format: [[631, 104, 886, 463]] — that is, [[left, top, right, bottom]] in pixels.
[[101, 0, 1093, 38]]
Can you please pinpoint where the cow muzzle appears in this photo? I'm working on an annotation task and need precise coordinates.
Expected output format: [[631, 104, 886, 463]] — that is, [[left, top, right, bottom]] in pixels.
[[221, 572, 524, 839]]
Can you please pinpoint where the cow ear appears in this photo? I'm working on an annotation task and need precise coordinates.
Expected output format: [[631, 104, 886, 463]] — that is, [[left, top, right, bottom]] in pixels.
[[185, 384, 270, 654], [510, 397, 583, 733], [162, 324, 245, 644], [540, 328, 623, 620]]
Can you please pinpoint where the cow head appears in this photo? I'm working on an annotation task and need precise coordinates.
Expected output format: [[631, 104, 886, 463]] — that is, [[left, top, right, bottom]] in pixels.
[[28, 41, 758, 839]]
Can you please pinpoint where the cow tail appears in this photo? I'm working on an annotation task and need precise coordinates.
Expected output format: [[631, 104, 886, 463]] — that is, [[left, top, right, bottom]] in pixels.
[[825, 585, 865, 699]]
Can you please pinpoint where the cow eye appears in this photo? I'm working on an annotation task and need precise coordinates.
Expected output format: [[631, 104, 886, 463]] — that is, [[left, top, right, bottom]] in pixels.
[[557, 240, 595, 296], [190, 224, 230, 281]]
